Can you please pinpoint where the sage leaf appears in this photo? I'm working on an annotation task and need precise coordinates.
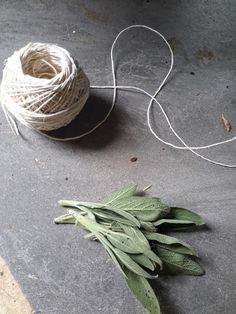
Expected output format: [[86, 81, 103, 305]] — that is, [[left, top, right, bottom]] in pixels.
[[54, 213, 75, 224], [107, 233, 142, 254], [95, 232, 127, 278], [114, 248, 155, 279], [104, 184, 138, 204], [54, 183, 206, 314], [144, 250, 163, 269], [140, 221, 157, 232], [153, 219, 194, 227], [154, 243, 196, 256], [153, 246, 204, 276], [58, 200, 80, 207], [121, 225, 151, 252], [93, 208, 138, 227], [106, 196, 169, 213], [131, 254, 155, 271], [70, 211, 116, 235], [84, 203, 141, 227], [168, 207, 204, 225], [130, 209, 167, 222], [144, 232, 195, 255], [125, 268, 160, 314], [105, 207, 141, 227]]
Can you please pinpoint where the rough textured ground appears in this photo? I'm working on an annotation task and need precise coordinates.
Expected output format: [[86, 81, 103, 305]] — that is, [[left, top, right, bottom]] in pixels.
[[0, 1, 235, 313], [0, 256, 32, 314]]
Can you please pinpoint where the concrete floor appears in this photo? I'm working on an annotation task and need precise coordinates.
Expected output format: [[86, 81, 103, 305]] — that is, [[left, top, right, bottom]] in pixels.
[[0, 0, 236, 313]]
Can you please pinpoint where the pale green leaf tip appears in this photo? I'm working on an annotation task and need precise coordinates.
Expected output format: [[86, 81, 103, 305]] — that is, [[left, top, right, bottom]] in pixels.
[[198, 218, 205, 225], [54, 217, 62, 224]]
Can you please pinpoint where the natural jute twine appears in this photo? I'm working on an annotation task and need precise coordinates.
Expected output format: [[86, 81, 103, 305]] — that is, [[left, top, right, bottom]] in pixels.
[[0, 26, 235, 168], [0, 42, 89, 132]]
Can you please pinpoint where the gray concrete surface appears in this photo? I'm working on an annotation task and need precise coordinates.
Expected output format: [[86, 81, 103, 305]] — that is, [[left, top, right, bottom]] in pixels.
[[0, 0, 236, 313]]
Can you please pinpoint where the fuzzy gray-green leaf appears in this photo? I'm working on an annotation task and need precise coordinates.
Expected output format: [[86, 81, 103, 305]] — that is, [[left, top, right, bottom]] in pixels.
[[130, 210, 167, 222], [95, 232, 127, 277], [153, 219, 194, 227], [153, 246, 204, 276], [121, 225, 150, 252], [93, 208, 138, 227], [114, 248, 155, 279], [131, 254, 155, 271], [54, 213, 75, 224], [104, 184, 138, 204], [154, 243, 196, 256], [105, 207, 141, 227], [144, 232, 195, 255], [145, 250, 163, 269], [168, 207, 204, 225], [140, 221, 157, 232], [108, 196, 169, 212], [106, 233, 142, 254], [125, 268, 160, 314]]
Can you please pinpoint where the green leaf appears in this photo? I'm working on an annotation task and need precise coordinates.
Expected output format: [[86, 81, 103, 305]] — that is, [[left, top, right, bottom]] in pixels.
[[79, 204, 141, 227], [70, 210, 116, 235], [140, 221, 157, 232], [121, 225, 151, 252], [107, 233, 143, 254], [93, 209, 139, 227], [113, 248, 155, 279], [76, 205, 96, 220], [144, 232, 195, 255], [153, 219, 194, 227], [105, 207, 141, 227], [168, 207, 204, 225], [130, 209, 167, 222], [153, 246, 205, 276], [95, 232, 127, 277], [125, 268, 160, 314], [144, 250, 163, 270], [154, 243, 196, 256], [131, 254, 155, 271], [104, 184, 138, 204], [106, 196, 169, 213], [54, 213, 76, 224], [58, 200, 80, 207]]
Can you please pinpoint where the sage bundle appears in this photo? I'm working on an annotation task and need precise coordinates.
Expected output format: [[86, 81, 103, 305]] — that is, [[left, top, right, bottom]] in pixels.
[[54, 184, 205, 314]]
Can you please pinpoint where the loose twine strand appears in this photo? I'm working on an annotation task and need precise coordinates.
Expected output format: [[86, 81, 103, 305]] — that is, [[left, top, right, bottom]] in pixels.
[[0, 25, 235, 168]]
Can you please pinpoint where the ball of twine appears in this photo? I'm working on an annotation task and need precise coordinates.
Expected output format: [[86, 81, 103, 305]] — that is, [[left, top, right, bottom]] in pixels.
[[0, 42, 90, 131]]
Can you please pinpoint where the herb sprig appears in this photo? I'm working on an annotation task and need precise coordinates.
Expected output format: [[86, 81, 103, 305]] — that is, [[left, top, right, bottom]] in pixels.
[[54, 184, 205, 314]]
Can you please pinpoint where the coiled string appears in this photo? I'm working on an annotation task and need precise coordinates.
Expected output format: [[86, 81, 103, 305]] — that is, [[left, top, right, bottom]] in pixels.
[[2, 25, 236, 167]]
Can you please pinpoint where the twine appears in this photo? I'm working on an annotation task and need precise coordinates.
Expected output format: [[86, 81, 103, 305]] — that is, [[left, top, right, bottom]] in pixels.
[[0, 25, 235, 168], [0, 42, 89, 132]]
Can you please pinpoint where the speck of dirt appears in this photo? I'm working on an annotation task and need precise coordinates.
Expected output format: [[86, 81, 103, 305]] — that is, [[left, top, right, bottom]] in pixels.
[[0, 271, 3, 276], [226, 85, 229, 89], [65, 177, 68, 181], [190, 71, 195, 75], [194, 48, 215, 62], [130, 157, 138, 162], [80, 3, 109, 24], [167, 37, 178, 51], [162, 148, 165, 151]]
